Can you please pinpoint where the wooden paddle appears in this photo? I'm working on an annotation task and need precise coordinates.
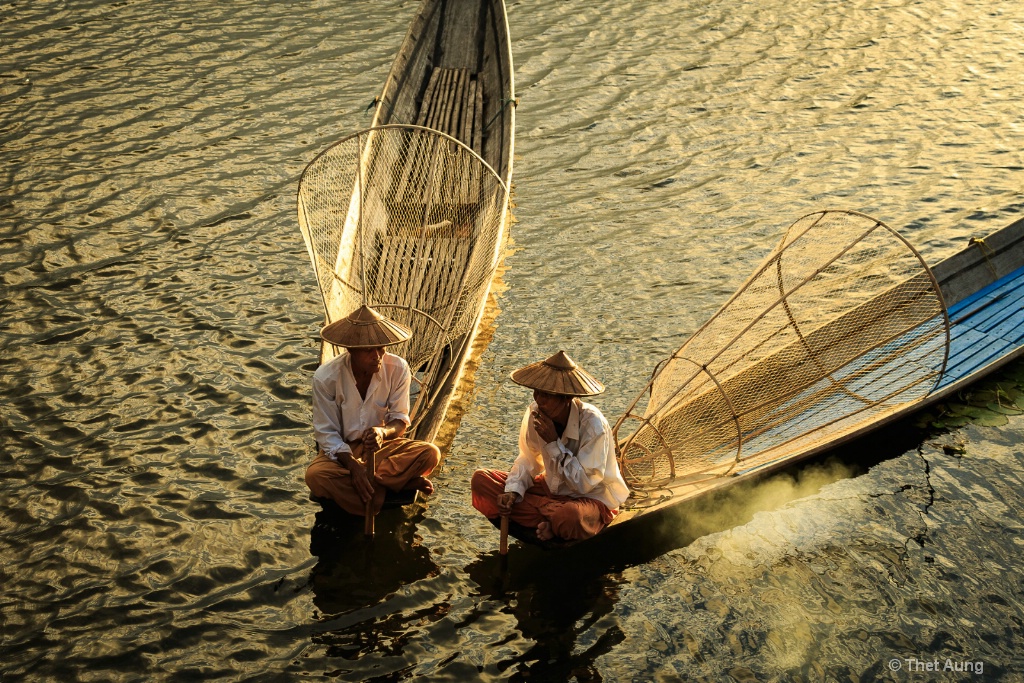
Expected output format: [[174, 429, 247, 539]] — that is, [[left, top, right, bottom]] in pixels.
[[364, 446, 377, 536], [499, 515, 509, 555]]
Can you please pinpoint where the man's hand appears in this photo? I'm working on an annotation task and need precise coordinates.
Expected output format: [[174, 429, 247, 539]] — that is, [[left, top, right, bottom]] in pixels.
[[497, 491, 517, 515], [361, 426, 387, 454], [532, 410, 558, 444], [340, 450, 375, 504]]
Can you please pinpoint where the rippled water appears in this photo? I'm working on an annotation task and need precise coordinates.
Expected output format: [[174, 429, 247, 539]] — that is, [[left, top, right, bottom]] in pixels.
[[3, 0, 1024, 679]]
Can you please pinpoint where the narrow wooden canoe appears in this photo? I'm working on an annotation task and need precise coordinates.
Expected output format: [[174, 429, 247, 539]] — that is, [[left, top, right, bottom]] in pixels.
[[499, 211, 1024, 549], [297, 0, 515, 447], [370, 0, 515, 184], [608, 211, 1024, 529]]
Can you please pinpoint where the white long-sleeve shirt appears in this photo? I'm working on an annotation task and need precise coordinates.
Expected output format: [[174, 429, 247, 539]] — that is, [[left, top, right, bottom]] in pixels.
[[504, 398, 630, 510], [312, 351, 412, 459]]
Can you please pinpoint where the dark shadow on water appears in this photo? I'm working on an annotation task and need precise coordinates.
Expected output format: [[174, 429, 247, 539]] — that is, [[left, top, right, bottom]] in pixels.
[[466, 546, 626, 682], [305, 502, 450, 668], [307, 500, 439, 618]]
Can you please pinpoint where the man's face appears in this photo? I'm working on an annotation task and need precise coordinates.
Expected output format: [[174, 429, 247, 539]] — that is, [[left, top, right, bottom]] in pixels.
[[533, 389, 572, 421], [349, 346, 386, 375]]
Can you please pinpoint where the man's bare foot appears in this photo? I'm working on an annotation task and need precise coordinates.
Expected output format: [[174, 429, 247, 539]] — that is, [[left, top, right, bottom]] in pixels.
[[536, 521, 554, 541], [403, 476, 434, 496]]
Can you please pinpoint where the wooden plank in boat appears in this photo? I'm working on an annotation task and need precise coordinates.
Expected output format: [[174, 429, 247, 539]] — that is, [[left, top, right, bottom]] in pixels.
[[975, 288, 1024, 334], [953, 295, 1013, 332], [976, 306, 1020, 338], [375, 234, 472, 311], [947, 326, 994, 362], [952, 270, 1024, 323], [375, 236, 416, 304], [473, 74, 484, 157], [978, 305, 1024, 340], [446, 69, 466, 137], [396, 67, 488, 206], [393, 135, 424, 206], [420, 238, 473, 322], [429, 67, 447, 124], [415, 68, 443, 127], [462, 77, 475, 151]]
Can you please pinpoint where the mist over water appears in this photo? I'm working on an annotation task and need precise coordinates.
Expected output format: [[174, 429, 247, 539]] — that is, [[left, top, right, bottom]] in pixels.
[[2, 0, 1024, 679]]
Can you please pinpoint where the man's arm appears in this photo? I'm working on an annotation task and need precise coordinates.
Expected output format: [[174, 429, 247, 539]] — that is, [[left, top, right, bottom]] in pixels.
[[546, 413, 611, 496], [361, 418, 407, 452], [504, 406, 541, 502], [383, 357, 412, 427], [312, 367, 351, 460]]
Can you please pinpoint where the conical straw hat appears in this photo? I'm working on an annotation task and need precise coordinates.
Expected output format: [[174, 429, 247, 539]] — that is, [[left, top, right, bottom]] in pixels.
[[320, 305, 412, 348], [510, 350, 605, 396]]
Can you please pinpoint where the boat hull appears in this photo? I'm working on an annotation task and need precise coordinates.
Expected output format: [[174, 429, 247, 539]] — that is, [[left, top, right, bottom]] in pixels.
[[366, 0, 513, 447], [304, 0, 515, 448]]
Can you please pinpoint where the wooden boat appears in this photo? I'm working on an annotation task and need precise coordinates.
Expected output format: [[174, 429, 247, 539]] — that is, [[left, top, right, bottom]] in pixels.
[[498, 210, 1024, 549], [606, 210, 1024, 529], [297, 0, 515, 446]]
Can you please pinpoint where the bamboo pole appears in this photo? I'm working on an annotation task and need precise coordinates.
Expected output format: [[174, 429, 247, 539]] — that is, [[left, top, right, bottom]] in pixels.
[[428, 69, 451, 129], [499, 515, 509, 555], [473, 74, 484, 155], [364, 447, 377, 536], [446, 69, 464, 138], [416, 68, 442, 126]]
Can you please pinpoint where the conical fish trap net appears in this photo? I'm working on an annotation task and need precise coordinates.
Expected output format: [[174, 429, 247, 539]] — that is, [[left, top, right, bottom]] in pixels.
[[297, 125, 509, 407], [616, 211, 949, 488]]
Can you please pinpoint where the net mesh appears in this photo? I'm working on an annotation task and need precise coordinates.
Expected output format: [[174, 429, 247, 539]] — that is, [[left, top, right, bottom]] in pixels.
[[297, 125, 509, 424], [616, 210, 949, 488]]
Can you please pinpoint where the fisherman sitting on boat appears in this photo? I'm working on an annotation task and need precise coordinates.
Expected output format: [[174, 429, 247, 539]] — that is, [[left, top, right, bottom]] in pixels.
[[305, 305, 440, 517], [471, 351, 630, 542]]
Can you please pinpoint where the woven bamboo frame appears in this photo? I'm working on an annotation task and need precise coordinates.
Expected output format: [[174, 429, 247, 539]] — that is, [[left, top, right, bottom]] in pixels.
[[297, 125, 510, 431], [614, 210, 951, 489]]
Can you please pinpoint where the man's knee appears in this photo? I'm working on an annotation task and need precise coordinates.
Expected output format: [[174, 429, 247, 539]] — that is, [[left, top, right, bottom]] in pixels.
[[421, 442, 441, 473], [548, 504, 583, 528], [471, 470, 502, 516], [471, 469, 505, 495], [305, 463, 327, 496], [548, 503, 601, 541], [305, 456, 348, 494]]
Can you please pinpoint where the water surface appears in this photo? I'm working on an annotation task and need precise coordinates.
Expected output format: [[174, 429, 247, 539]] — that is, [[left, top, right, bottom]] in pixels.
[[2, 0, 1024, 679]]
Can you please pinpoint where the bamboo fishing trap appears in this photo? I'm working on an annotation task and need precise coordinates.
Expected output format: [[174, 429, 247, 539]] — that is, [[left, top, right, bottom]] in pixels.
[[614, 210, 950, 490], [297, 125, 510, 431]]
